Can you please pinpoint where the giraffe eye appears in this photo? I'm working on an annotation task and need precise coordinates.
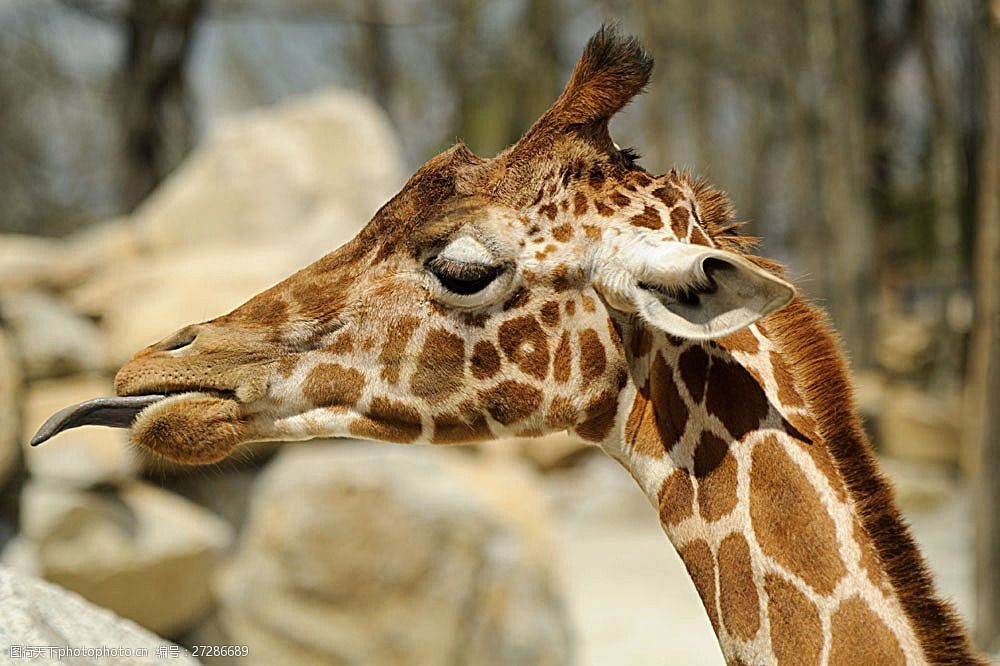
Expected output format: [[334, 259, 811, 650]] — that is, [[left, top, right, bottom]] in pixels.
[[426, 256, 505, 295]]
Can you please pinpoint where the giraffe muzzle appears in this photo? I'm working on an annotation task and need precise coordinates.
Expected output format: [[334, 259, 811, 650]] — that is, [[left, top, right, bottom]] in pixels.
[[29, 394, 168, 447]]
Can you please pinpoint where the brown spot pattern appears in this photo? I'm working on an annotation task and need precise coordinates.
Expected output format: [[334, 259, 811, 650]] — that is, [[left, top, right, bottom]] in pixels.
[[678, 345, 710, 403], [575, 388, 620, 442], [611, 191, 630, 207], [705, 359, 768, 440], [679, 539, 719, 634], [624, 353, 688, 457], [545, 395, 576, 429], [379, 316, 421, 384], [658, 470, 694, 526], [750, 436, 846, 595], [630, 205, 663, 230], [432, 409, 491, 444], [552, 264, 584, 292], [349, 396, 422, 443], [792, 424, 848, 503], [238, 293, 289, 326], [411, 328, 465, 404], [829, 596, 906, 666], [480, 381, 543, 425], [553, 332, 572, 383], [765, 574, 822, 666], [653, 184, 681, 207], [325, 331, 353, 355], [718, 533, 760, 641], [573, 191, 589, 216], [690, 226, 711, 246], [771, 350, 805, 408], [630, 325, 652, 358], [578, 329, 607, 381], [539, 202, 558, 220], [470, 341, 502, 379], [303, 363, 365, 407], [540, 300, 561, 328], [498, 316, 550, 380], [670, 206, 690, 237], [595, 200, 614, 216], [551, 223, 573, 241], [719, 328, 759, 355], [503, 287, 531, 311], [694, 431, 738, 522]]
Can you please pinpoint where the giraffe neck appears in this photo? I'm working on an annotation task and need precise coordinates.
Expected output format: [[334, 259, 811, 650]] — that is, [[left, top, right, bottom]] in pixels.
[[600, 308, 958, 665]]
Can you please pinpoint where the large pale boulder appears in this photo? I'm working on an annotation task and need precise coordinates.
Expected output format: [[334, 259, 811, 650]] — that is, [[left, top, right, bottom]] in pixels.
[[0, 327, 21, 488], [132, 90, 404, 255], [879, 384, 962, 466], [23, 375, 135, 486], [50, 218, 143, 291], [7, 479, 233, 637], [64, 89, 406, 364], [68, 245, 300, 366], [0, 565, 199, 666], [0, 290, 106, 380], [0, 234, 63, 293], [206, 444, 572, 666]]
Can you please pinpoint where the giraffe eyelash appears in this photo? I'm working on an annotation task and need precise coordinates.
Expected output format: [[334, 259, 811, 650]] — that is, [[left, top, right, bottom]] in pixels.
[[425, 256, 507, 296]]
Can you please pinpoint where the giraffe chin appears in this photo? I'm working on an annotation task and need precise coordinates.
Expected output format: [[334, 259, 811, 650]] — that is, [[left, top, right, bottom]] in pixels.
[[129, 391, 244, 465]]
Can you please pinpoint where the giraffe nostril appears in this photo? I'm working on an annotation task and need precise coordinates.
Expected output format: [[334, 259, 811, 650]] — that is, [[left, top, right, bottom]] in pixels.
[[158, 328, 198, 352]]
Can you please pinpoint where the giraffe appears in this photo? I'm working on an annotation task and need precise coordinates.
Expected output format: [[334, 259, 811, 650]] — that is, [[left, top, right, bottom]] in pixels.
[[32, 27, 984, 665]]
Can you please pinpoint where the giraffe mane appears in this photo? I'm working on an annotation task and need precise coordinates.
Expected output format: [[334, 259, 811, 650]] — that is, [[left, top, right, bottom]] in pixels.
[[687, 176, 985, 664]]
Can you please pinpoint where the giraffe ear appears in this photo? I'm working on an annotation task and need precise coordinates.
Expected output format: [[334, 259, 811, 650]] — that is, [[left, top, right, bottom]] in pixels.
[[513, 26, 652, 150], [594, 240, 795, 340]]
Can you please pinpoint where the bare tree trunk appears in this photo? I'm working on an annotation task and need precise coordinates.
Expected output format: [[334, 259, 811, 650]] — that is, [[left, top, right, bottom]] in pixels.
[[973, 1, 1000, 652], [505, 0, 561, 146], [635, 0, 670, 170], [439, 0, 481, 148], [816, 0, 876, 368], [916, 0, 966, 391], [357, 0, 394, 112], [120, 0, 204, 210]]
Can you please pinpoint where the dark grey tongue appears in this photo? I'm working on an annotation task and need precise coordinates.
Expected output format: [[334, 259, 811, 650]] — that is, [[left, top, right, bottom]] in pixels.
[[30, 395, 167, 447]]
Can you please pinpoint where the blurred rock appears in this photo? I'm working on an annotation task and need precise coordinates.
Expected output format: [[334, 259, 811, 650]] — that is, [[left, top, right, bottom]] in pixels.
[[0, 327, 21, 488], [133, 90, 403, 256], [51, 218, 142, 291], [206, 444, 572, 666], [69, 245, 300, 366], [879, 384, 962, 466], [8, 480, 233, 637], [0, 234, 63, 293], [23, 375, 135, 486], [878, 456, 956, 510], [0, 565, 199, 666], [0, 290, 106, 380], [60, 89, 405, 365], [875, 315, 933, 375], [512, 431, 596, 471]]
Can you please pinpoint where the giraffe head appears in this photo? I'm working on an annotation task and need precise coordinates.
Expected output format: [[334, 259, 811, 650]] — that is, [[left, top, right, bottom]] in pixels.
[[33, 27, 792, 464]]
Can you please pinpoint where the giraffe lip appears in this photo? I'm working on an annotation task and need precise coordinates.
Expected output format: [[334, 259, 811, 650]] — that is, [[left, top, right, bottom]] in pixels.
[[29, 395, 167, 447]]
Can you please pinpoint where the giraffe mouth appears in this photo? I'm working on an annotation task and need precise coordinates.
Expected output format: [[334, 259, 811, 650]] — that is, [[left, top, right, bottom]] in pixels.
[[29, 389, 237, 448]]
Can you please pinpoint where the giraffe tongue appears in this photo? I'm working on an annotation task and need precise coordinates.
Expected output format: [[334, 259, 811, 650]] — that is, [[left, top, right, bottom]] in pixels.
[[29, 395, 167, 447]]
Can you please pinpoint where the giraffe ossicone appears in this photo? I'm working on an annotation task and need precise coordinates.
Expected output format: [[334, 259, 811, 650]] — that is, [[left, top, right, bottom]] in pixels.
[[32, 25, 985, 666]]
